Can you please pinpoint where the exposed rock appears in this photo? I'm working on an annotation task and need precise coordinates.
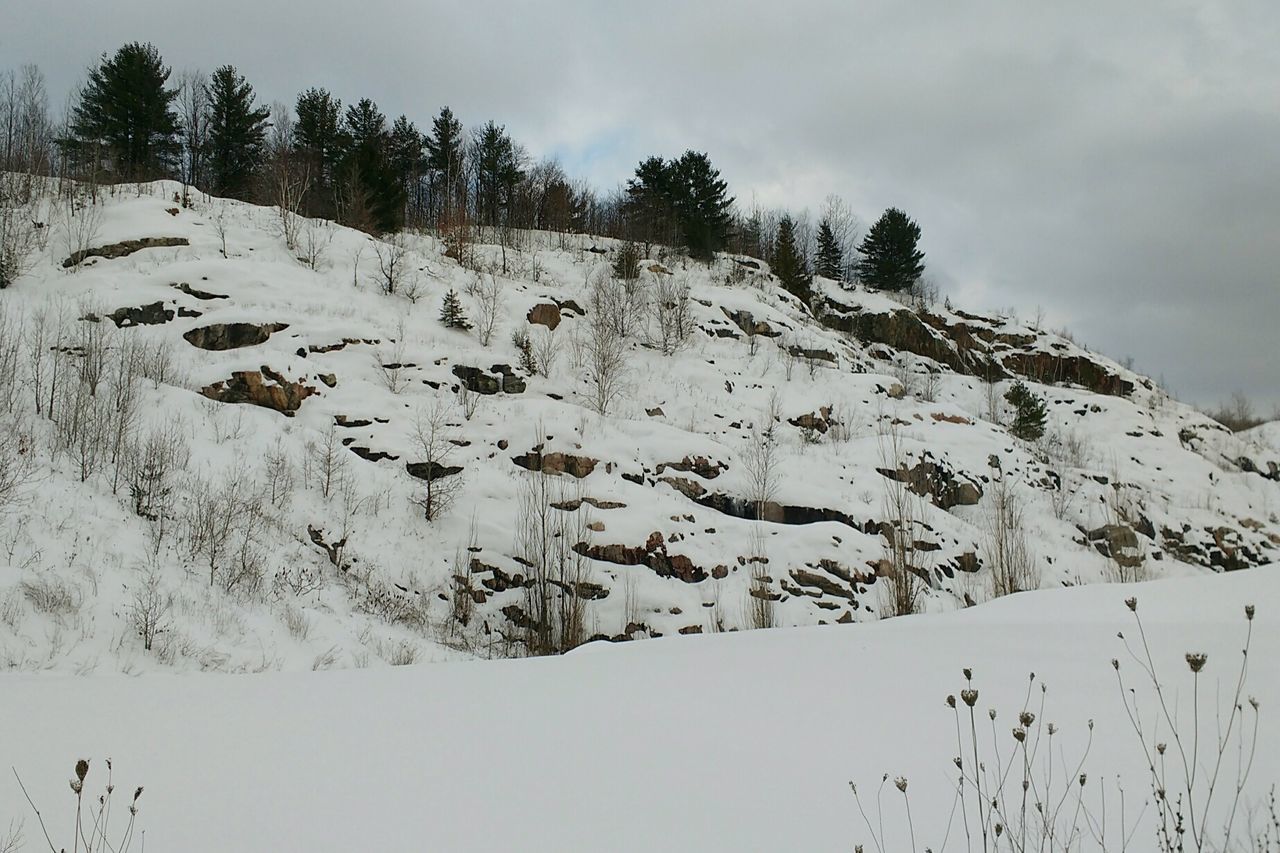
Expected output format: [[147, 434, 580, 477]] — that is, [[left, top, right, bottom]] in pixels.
[[574, 533, 708, 583], [655, 455, 728, 479], [334, 415, 373, 428], [103, 302, 176, 327], [349, 446, 398, 463], [790, 569, 855, 601], [1001, 352, 1133, 397], [720, 307, 780, 338], [693, 492, 860, 528], [63, 236, 189, 268], [550, 497, 626, 511], [526, 303, 562, 330], [200, 367, 317, 415], [660, 476, 706, 499], [406, 461, 464, 481], [512, 449, 598, 478], [183, 322, 288, 351], [876, 456, 983, 510], [171, 282, 227, 300]]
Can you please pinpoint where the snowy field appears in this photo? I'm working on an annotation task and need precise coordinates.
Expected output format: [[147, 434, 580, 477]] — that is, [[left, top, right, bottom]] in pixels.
[[2, 568, 1276, 851]]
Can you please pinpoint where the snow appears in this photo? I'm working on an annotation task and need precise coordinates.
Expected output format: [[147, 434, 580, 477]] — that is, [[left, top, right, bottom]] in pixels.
[[2, 568, 1276, 850]]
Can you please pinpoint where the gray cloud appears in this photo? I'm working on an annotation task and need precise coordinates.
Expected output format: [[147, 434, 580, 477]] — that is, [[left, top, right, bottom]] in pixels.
[[6, 0, 1277, 409]]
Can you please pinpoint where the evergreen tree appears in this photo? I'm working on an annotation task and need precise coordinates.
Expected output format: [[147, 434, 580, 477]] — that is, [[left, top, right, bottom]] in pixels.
[[855, 207, 926, 292], [814, 218, 844, 281], [204, 65, 269, 200], [613, 241, 641, 281], [439, 288, 471, 330], [69, 42, 180, 180], [670, 150, 733, 261], [1005, 380, 1047, 441], [471, 120, 523, 229], [388, 114, 425, 221], [294, 87, 345, 217], [624, 155, 675, 248], [425, 106, 465, 223], [341, 98, 403, 234], [771, 215, 811, 303]]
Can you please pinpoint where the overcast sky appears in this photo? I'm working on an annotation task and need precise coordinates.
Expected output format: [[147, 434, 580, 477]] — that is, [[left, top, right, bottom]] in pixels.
[[5, 0, 1278, 410]]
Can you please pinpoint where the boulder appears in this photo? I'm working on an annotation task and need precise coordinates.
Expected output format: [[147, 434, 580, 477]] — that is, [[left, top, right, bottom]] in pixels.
[[200, 367, 316, 415], [184, 322, 288, 351], [526, 303, 562, 330], [63, 236, 189, 268]]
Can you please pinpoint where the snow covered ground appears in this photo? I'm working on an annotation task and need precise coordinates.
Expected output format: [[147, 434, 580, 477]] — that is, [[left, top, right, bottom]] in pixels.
[[2, 568, 1276, 851]]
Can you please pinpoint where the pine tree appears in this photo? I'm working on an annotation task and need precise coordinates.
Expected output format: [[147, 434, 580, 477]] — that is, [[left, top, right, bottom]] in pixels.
[[69, 42, 180, 180], [294, 87, 345, 217], [814, 218, 844, 281], [341, 98, 403, 234], [624, 155, 675, 249], [772, 215, 811, 304], [613, 242, 641, 281], [670, 150, 733, 262], [204, 65, 269, 200], [1005, 380, 1047, 441], [425, 106, 465, 223], [855, 207, 925, 292], [388, 115, 425, 222], [471, 120, 523, 229], [439, 289, 472, 331]]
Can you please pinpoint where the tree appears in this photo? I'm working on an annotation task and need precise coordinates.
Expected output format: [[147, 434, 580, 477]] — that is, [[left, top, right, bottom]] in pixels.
[[204, 65, 269, 200], [471, 120, 523, 229], [624, 155, 676, 250], [439, 289, 471, 331], [670, 150, 733, 261], [855, 207, 925, 292], [69, 42, 180, 180], [388, 114, 425, 223], [771, 215, 811, 304], [294, 87, 345, 217], [1005, 380, 1047, 441], [341, 98, 402, 234], [425, 106, 465, 224], [814, 218, 844, 281]]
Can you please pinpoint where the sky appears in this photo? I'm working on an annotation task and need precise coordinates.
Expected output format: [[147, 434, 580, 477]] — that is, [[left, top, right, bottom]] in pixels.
[[4, 0, 1278, 411]]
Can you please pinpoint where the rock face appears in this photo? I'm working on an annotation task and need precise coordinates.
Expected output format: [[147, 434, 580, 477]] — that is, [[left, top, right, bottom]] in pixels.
[[105, 302, 178, 327], [575, 531, 707, 583], [721, 307, 780, 338], [526, 303, 562, 330], [876, 455, 984, 510], [184, 322, 288, 351], [452, 364, 526, 395], [200, 367, 317, 415], [63, 237, 189, 268], [512, 449, 599, 479], [405, 461, 464, 481]]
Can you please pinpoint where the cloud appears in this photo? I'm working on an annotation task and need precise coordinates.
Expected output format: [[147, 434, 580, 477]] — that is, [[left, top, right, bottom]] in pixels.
[[6, 0, 1277, 407]]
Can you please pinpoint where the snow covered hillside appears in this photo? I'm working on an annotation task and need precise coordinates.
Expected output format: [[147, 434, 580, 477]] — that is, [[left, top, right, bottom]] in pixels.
[[1, 180, 1278, 672], [2, 570, 1276, 851]]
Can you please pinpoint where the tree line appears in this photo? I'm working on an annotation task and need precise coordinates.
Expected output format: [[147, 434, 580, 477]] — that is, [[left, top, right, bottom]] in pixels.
[[3, 42, 928, 295]]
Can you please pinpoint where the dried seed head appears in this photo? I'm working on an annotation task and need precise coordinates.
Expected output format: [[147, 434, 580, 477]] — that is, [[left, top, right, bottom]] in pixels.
[[1186, 653, 1207, 673], [1111, 658, 1120, 670], [963, 668, 973, 682], [1022, 779, 1030, 791], [134, 786, 143, 802], [1245, 604, 1255, 621], [954, 757, 963, 770], [995, 823, 1004, 838], [1079, 773, 1088, 787], [1019, 711, 1036, 727], [1249, 697, 1259, 711], [70, 780, 82, 795], [1088, 719, 1094, 730], [1048, 722, 1058, 736], [1013, 727, 1027, 742], [989, 708, 997, 721], [961, 689, 979, 708], [895, 776, 908, 793], [1157, 742, 1167, 755], [75, 760, 89, 783], [1125, 597, 1137, 612], [946, 694, 956, 709]]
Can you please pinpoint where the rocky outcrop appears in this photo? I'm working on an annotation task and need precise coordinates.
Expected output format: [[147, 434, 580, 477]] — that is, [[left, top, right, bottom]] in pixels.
[[876, 455, 983, 510], [452, 364, 526, 395], [1001, 352, 1133, 397], [512, 449, 598, 478], [692, 492, 861, 528], [526, 303, 562, 330], [406, 461, 464, 481], [183, 322, 288, 350], [721, 307, 780, 338], [200, 367, 317, 415], [63, 236, 189, 268], [574, 531, 707, 583], [655, 456, 728, 479], [171, 282, 228, 300], [104, 302, 179, 327]]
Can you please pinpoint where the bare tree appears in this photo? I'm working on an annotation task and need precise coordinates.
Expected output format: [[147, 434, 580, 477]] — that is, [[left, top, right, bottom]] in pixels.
[[743, 398, 782, 521], [175, 69, 209, 201], [411, 400, 464, 522], [473, 272, 503, 346], [56, 187, 101, 270], [984, 475, 1038, 598], [516, 472, 592, 655], [372, 232, 410, 295], [649, 271, 694, 355], [375, 318, 410, 394], [878, 415, 929, 617], [264, 102, 310, 251], [530, 325, 559, 378], [582, 269, 628, 415]]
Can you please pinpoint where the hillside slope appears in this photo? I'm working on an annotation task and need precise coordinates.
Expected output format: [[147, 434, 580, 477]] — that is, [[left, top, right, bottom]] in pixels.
[[1, 181, 1277, 671], [2, 570, 1276, 850]]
